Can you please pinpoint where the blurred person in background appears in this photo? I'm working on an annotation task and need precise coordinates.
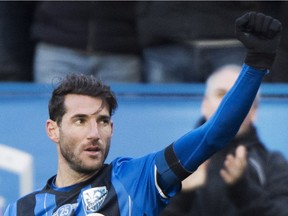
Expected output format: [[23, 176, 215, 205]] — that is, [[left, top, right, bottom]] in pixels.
[[264, 1, 288, 82], [136, 1, 260, 83], [0, 2, 35, 81], [137, 1, 288, 83], [160, 64, 288, 216], [31, 1, 141, 84]]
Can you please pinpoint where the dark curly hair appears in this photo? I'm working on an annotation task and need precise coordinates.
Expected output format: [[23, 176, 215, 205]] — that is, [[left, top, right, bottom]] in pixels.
[[48, 74, 118, 124]]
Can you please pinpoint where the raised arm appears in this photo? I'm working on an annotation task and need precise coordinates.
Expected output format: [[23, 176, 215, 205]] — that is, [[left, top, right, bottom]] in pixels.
[[155, 12, 282, 196]]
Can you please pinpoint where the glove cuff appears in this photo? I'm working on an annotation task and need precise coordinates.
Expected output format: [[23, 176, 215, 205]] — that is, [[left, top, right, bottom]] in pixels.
[[244, 52, 276, 69]]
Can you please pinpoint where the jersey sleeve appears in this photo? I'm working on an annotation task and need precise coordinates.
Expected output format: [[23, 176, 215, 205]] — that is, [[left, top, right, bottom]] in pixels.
[[111, 154, 170, 215], [155, 64, 268, 194]]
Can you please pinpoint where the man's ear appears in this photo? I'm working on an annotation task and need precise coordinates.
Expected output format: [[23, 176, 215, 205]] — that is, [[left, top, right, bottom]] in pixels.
[[46, 119, 60, 143]]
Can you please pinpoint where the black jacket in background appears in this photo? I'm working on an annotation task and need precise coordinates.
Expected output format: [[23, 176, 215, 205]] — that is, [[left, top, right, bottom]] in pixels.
[[160, 124, 288, 216]]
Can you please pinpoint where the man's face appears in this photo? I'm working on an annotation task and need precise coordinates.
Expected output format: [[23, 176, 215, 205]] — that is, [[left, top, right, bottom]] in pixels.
[[201, 69, 256, 136], [54, 94, 113, 174]]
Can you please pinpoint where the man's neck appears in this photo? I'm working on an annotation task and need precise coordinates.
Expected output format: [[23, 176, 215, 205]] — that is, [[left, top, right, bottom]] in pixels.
[[55, 167, 99, 188]]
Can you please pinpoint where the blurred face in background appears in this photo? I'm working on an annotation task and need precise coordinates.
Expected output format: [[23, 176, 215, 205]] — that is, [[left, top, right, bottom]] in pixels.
[[201, 65, 258, 137]]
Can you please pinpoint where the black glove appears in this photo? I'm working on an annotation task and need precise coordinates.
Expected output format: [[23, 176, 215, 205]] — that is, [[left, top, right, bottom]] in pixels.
[[235, 11, 282, 69]]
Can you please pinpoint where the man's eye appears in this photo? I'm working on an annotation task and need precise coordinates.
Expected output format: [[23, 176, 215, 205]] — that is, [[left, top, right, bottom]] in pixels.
[[99, 118, 110, 126], [75, 118, 85, 125]]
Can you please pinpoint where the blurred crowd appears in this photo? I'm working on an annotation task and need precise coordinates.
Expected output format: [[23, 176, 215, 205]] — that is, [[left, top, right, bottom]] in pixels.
[[0, 1, 287, 84]]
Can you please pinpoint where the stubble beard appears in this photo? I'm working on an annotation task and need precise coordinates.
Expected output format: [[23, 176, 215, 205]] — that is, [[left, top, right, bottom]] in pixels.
[[59, 135, 106, 175]]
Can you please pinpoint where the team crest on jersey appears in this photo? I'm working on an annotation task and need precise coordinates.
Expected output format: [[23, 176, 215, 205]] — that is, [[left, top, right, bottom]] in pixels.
[[83, 186, 108, 213]]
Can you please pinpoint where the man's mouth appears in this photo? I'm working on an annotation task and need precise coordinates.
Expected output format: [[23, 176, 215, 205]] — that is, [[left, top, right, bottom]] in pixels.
[[84, 146, 101, 157]]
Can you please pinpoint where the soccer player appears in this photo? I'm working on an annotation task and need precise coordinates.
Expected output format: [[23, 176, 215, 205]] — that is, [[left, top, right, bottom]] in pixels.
[[4, 12, 282, 215]]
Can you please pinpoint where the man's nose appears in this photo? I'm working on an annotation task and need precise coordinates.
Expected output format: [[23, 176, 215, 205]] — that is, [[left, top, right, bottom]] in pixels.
[[87, 121, 100, 139]]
